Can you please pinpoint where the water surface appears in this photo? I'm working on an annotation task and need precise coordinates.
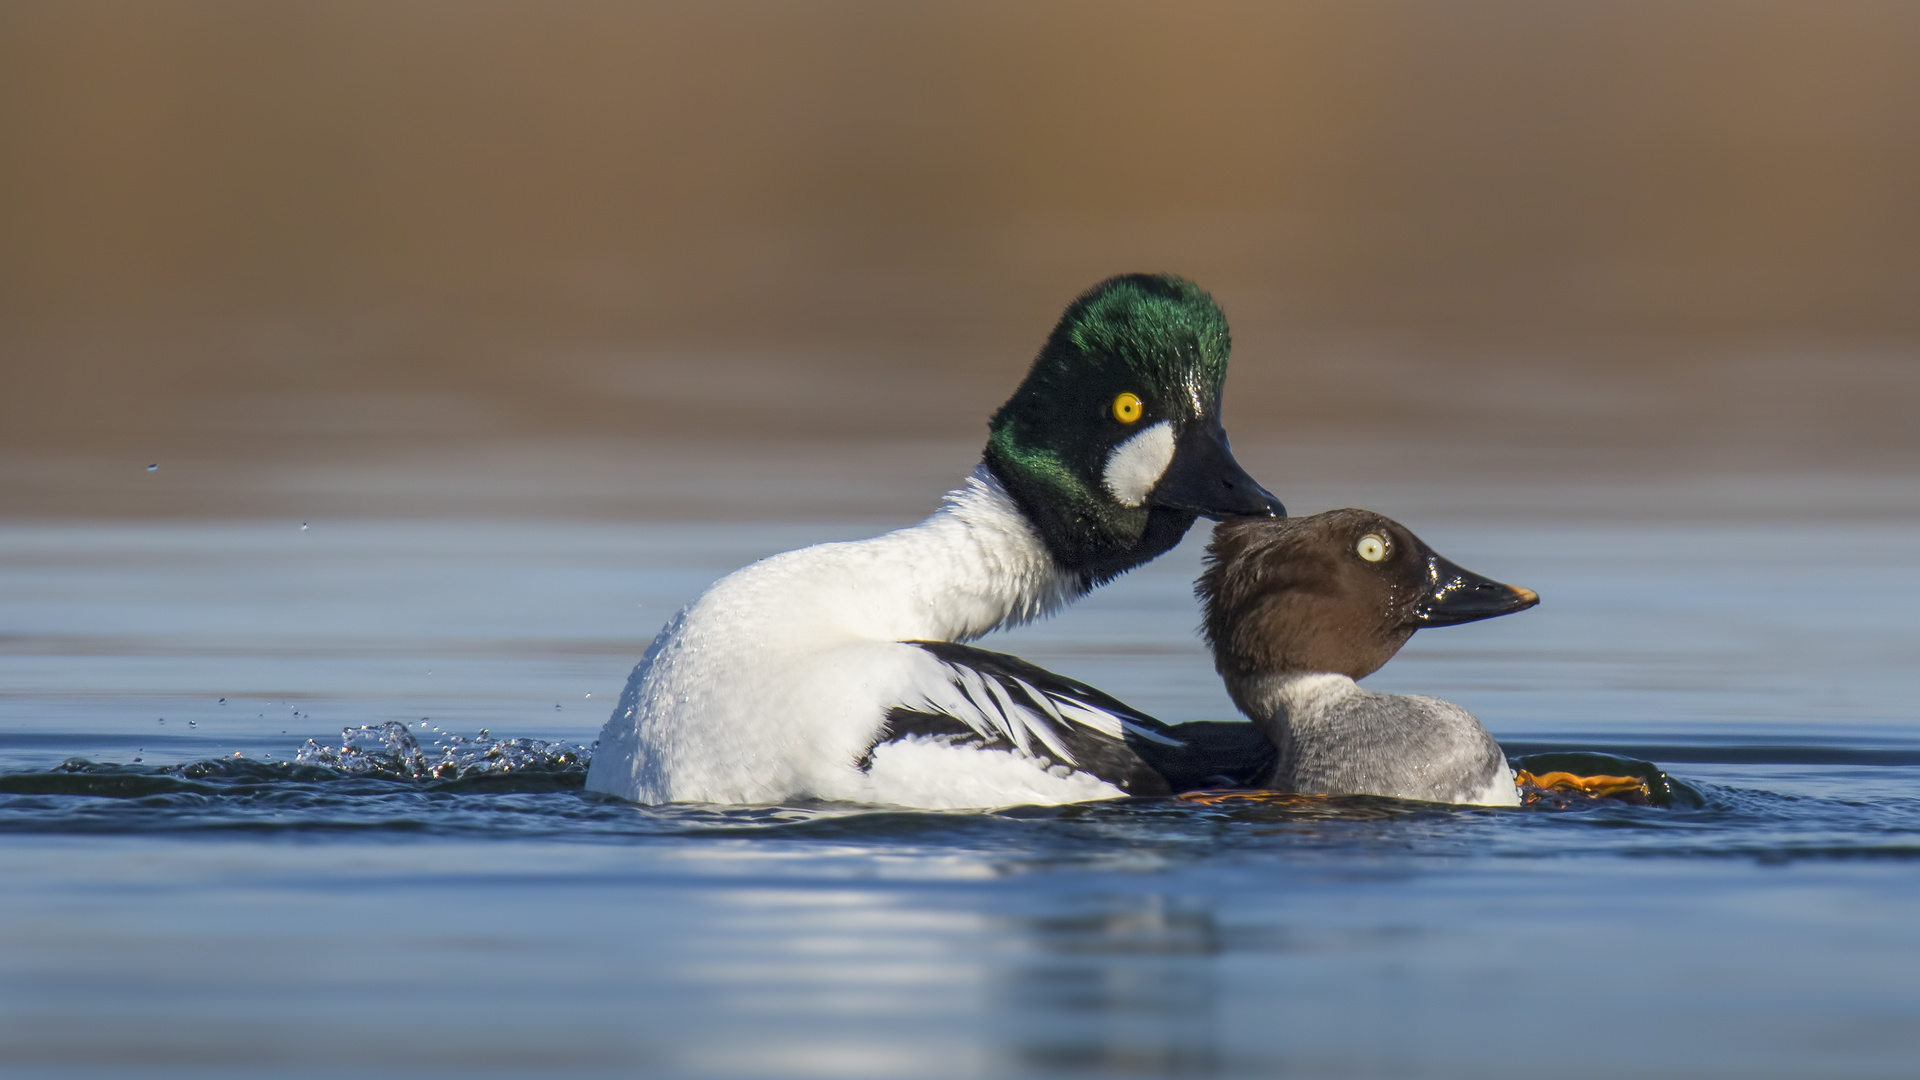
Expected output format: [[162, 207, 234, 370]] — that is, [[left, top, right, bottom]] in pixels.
[[3, 505, 1919, 1078]]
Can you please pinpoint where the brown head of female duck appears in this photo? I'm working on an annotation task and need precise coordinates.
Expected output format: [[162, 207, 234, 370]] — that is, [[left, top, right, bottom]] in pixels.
[[1198, 510, 1540, 806]]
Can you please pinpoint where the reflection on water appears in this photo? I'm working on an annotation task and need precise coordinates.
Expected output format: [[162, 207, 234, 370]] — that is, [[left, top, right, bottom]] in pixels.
[[3, 826, 1919, 1077], [2, 492, 1919, 1076]]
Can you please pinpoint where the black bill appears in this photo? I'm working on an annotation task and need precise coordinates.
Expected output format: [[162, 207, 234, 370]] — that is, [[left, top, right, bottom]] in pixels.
[[1151, 423, 1284, 520]]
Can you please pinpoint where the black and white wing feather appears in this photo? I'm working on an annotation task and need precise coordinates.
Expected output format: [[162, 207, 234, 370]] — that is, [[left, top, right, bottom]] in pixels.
[[862, 640, 1276, 795]]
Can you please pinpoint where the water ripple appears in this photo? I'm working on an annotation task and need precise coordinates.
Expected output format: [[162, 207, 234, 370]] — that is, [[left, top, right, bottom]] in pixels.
[[5, 723, 1918, 867]]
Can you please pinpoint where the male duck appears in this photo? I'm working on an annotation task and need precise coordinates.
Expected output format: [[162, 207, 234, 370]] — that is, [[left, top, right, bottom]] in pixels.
[[1198, 510, 1539, 806], [585, 275, 1284, 807]]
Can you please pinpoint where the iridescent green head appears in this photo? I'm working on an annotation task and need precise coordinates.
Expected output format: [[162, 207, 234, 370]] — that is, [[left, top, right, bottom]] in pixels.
[[984, 274, 1283, 584]]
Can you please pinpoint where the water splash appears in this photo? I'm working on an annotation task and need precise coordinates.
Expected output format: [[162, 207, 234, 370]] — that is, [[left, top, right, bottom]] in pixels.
[[295, 720, 590, 781]]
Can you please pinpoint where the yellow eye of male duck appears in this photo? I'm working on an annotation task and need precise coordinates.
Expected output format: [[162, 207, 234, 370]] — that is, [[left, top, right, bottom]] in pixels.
[[1112, 392, 1143, 424], [1356, 534, 1387, 562]]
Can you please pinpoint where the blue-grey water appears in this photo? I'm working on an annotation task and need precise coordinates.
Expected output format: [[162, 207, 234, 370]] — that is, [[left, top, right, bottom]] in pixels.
[[4, 504, 1920, 1078]]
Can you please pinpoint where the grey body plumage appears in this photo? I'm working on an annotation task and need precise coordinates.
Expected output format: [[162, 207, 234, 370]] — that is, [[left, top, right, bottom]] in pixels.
[[1234, 673, 1515, 805]]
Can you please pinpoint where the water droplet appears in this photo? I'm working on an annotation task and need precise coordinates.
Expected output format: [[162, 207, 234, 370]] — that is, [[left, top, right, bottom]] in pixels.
[[157, 718, 165, 725], [146, 463, 158, 472], [188, 720, 196, 728], [300, 522, 309, 530], [555, 703, 562, 711], [584, 693, 592, 699]]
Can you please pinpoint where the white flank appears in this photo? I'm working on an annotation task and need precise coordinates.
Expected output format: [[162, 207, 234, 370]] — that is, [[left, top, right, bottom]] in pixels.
[[1101, 421, 1176, 507], [863, 737, 1124, 809]]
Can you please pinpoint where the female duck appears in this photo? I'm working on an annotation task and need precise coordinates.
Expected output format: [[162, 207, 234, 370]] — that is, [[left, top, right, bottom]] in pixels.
[[586, 275, 1282, 807], [1198, 510, 1539, 806]]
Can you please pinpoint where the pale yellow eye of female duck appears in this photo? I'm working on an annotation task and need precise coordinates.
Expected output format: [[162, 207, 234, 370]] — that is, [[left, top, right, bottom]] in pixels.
[[1356, 534, 1387, 562], [1111, 392, 1143, 424]]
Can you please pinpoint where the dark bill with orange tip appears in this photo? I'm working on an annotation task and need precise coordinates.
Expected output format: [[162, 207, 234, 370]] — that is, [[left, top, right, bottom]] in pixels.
[[1413, 552, 1540, 626]]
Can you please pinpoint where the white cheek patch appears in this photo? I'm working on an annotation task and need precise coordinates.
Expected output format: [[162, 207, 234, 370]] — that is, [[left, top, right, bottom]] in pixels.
[[1101, 421, 1177, 508]]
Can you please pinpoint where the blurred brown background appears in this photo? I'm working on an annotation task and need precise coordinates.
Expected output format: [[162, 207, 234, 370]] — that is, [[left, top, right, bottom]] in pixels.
[[3, 0, 1917, 518]]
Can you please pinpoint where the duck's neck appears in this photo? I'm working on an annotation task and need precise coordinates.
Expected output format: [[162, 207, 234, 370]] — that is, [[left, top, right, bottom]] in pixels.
[[1226, 671, 1362, 732], [890, 466, 1088, 642]]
